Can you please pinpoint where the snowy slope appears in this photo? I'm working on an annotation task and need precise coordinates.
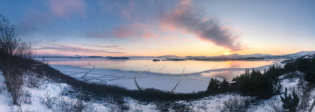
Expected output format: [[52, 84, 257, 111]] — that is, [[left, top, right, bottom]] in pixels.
[[0, 72, 13, 111], [0, 72, 107, 112], [1, 71, 315, 111], [289, 51, 315, 56], [285, 51, 315, 59]]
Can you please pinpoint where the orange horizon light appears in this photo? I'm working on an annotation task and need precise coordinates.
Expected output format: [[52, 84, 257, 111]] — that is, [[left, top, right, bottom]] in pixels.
[[224, 51, 233, 55]]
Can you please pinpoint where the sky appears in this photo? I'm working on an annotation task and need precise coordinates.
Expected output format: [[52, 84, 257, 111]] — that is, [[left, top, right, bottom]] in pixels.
[[0, 0, 315, 57]]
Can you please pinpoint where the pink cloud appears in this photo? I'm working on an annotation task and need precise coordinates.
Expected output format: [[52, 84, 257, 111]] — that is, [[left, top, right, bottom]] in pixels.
[[34, 44, 125, 54], [18, 9, 54, 33], [49, 0, 86, 17], [82, 44, 123, 49], [160, 0, 244, 52], [141, 32, 158, 40], [111, 23, 159, 40], [163, 37, 179, 42], [112, 26, 139, 38]]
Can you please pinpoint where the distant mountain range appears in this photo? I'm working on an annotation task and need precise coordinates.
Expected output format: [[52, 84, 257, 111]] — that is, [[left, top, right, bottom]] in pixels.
[[34, 55, 129, 59], [185, 51, 315, 61], [285, 51, 315, 58], [157, 55, 180, 58], [34, 51, 315, 60]]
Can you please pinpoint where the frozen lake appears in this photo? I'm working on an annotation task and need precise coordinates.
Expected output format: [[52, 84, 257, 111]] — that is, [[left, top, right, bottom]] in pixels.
[[44, 58, 284, 93]]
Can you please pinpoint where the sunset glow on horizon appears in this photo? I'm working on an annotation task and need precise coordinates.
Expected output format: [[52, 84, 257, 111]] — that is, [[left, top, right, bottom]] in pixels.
[[224, 51, 233, 55], [1, 0, 315, 57]]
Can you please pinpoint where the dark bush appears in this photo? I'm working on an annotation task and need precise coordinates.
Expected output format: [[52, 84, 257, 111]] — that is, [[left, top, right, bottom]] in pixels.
[[304, 67, 315, 83], [281, 88, 299, 112], [172, 103, 192, 112], [118, 103, 130, 111], [233, 66, 285, 98], [206, 78, 230, 93], [220, 79, 230, 89], [284, 55, 315, 83], [207, 78, 220, 92], [155, 101, 171, 112], [217, 96, 252, 112]]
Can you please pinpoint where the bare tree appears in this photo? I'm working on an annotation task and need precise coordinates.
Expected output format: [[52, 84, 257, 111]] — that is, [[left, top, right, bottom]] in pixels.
[[41, 56, 48, 65], [0, 14, 32, 105], [217, 96, 252, 112]]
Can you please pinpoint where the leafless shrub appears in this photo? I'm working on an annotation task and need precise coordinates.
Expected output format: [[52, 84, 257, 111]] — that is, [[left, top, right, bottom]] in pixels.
[[20, 90, 32, 104], [297, 81, 314, 111], [287, 87, 300, 94], [298, 77, 304, 85], [52, 94, 75, 112], [9, 104, 14, 112], [155, 101, 171, 112], [283, 72, 303, 83], [70, 98, 89, 112], [0, 14, 33, 105], [109, 105, 119, 112], [118, 103, 130, 111], [283, 72, 302, 79], [17, 106, 22, 112], [265, 97, 283, 112], [217, 96, 252, 112], [112, 94, 125, 105], [0, 85, 5, 93], [22, 109, 36, 112], [198, 105, 208, 111], [43, 91, 98, 112], [5, 71, 24, 106], [288, 77, 295, 82], [41, 92, 55, 108], [172, 103, 192, 112], [24, 72, 41, 88], [41, 56, 48, 65], [134, 107, 144, 112], [298, 92, 311, 111], [83, 102, 98, 112]]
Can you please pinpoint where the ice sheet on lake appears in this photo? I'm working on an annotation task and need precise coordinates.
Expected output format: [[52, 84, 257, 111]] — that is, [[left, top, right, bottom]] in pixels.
[[48, 58, 284, 93]]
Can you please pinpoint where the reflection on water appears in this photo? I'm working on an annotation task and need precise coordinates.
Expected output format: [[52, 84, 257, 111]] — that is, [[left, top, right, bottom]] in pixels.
[[201, 71, 245, 81], [47, 58, 278, 74]]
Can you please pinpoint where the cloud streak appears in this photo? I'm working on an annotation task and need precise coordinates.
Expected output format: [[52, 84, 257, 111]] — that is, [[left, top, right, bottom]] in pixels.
[[86, 23, 159, 40], [161, 0, 243, 51], [90, 0, 244, 51], [82, 44, 122, 49], [33, 44, 124, 53], [111, 23, 158, 40], [49, 0, 86, 17]]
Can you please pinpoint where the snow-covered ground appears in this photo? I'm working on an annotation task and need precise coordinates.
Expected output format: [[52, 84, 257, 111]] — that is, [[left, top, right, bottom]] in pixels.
[[0, 72, 13, 111], [0, 71, 108, 112], [1, 71, 315, 112], [254, 72, 315, 112]]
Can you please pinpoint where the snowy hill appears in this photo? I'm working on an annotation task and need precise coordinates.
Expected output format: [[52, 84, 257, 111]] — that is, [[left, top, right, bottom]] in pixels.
[[285, 51, 315, 58], [186, 51, 315, 60]]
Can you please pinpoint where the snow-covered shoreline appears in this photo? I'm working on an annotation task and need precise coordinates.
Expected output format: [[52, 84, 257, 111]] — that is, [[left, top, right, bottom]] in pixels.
[[1, 71, 314, 112]]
